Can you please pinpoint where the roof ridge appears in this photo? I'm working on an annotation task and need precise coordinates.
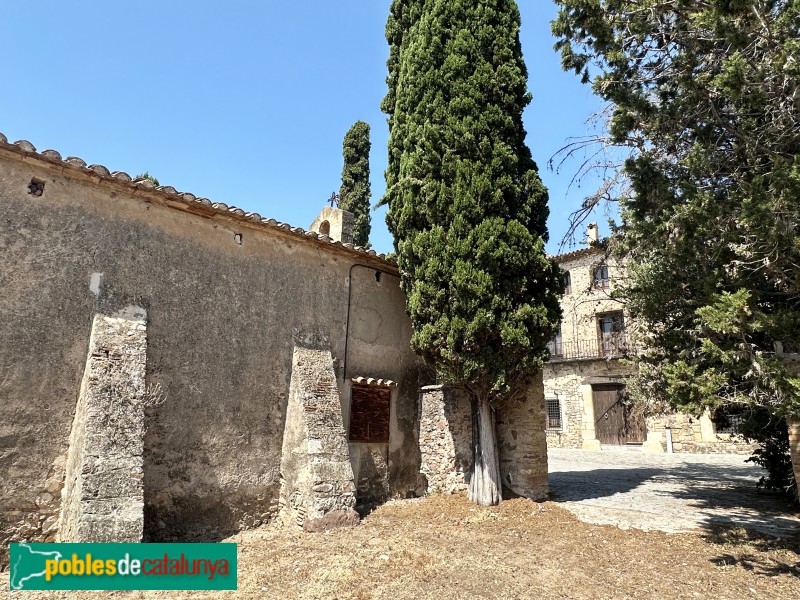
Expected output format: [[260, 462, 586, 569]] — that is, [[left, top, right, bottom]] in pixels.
[[0, 133, 396, 267]]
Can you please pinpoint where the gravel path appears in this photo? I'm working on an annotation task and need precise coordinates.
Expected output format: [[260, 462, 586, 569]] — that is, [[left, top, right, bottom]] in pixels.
[[548, 447, 800, 536]]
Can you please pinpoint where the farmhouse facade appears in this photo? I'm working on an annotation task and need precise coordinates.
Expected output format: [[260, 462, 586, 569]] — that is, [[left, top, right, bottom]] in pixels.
[[543, 225, 757, 455], [0, 134, 548, 567]]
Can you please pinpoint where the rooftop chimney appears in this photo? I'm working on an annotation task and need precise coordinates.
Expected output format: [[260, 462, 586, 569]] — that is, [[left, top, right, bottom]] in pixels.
[[309, 207, 354, 244], [587, 222, 599, 244]]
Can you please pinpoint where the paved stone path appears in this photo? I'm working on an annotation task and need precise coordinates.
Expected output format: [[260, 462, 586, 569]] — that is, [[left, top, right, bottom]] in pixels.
[[548, 448, 800, 536]]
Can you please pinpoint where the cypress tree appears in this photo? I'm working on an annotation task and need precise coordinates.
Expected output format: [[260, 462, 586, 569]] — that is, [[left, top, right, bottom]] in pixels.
[[338, 121, 372, 248], [382, 0, 562, 505]]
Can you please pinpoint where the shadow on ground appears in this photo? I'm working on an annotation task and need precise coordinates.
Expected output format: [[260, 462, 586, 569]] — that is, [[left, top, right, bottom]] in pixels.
[[548, 467, 662, 502], [547, 451, 800, 539], [702, 525, 800, 577]]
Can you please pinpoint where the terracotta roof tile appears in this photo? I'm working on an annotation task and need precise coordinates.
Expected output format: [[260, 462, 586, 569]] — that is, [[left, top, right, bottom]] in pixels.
[[0, 134, 396, 267]]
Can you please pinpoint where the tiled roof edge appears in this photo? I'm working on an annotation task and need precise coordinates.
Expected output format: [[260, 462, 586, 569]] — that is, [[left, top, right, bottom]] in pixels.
[[549, 247, 603, 262], [0, 133, 396, 268]]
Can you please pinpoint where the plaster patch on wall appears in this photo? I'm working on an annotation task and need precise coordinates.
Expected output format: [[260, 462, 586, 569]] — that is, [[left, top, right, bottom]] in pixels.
[[351, 306, 382, 344], [89, 272, 103, 296]]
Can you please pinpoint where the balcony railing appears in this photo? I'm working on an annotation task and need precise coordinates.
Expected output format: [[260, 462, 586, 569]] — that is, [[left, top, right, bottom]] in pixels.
[[547, 334, 630, 361]]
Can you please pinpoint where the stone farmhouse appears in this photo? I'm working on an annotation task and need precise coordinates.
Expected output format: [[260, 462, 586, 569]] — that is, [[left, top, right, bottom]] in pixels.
[[0, 134, 546, 567], [543, 224, 756, 455]]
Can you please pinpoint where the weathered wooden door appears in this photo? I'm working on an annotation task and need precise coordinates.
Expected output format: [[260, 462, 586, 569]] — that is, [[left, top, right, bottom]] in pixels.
[[593, 384, 626, 445], [593, 384, 646, 444]]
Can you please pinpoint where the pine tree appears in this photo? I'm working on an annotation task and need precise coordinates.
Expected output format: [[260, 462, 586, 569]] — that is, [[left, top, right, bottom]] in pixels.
[[338, 121, 372, 248], [382, 0, 563, 505]]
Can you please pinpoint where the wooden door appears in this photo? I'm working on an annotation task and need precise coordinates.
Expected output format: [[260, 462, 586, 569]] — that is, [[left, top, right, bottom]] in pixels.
[[593, 384, 646, 444], [593, 384, 626, 445]]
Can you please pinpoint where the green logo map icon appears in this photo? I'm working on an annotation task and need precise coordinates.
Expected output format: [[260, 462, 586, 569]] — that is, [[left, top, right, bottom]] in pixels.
[[10, 543, 64, 590], [9, 543, 237, 591]]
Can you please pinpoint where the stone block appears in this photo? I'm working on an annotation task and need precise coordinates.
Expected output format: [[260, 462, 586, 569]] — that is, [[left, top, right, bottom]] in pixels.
[[302, 508, 360, 533], [582, 439, 601, 451], [641, 432, 665, 453]]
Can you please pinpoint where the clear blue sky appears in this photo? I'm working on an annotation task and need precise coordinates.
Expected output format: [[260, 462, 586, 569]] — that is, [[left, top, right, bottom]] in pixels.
[[0, 1, 605, 255]]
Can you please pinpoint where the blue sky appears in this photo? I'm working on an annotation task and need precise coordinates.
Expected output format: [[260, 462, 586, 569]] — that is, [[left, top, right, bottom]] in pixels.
[[0, 2, 605, 255]]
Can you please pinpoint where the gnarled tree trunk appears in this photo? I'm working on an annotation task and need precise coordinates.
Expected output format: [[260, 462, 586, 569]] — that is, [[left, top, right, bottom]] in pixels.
[[468, 392, 501, 506]]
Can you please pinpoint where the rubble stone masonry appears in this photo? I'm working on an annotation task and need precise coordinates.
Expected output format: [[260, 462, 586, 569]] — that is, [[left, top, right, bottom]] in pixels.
[[418, 385, 471, 494], [279, 343, 358, 531], [418, 375, 548, 501]]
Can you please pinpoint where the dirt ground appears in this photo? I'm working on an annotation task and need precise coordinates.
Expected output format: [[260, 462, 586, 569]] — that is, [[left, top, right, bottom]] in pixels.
[[2, 494, 799, 600]]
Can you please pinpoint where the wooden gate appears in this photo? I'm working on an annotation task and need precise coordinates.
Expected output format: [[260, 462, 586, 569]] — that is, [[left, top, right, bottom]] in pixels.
[[592, 384, 646, 445]]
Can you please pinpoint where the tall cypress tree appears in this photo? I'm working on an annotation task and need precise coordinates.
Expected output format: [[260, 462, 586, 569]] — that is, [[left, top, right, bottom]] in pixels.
[[382, 0, 562, 505], [339, 121, 372, 248]]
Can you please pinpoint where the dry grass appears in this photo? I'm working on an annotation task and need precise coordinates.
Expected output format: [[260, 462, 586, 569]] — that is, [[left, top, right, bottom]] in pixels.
[[3, 494, 799, 599]]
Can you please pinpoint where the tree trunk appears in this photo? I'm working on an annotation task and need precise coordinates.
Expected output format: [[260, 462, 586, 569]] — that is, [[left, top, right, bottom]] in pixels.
[[787, 417, 800, 501], [468, 392, 502, 506]]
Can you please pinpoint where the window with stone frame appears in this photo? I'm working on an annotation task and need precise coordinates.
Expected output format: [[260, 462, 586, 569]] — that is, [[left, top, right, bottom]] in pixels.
[[545, 397, 563, 430], [563, 270, 572, 295], [349, 384, 391, 443], [592, 264, 610, 289]]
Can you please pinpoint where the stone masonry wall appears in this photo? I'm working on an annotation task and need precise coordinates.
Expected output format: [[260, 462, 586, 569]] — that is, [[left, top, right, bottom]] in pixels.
[[542, 363, 584, 449], [418, 385, 472, 494], [418, 376, 548, 501], [497, 372, 548, 500], [59, 311, 147, 543], [648, 413, 757, 455], [550, 246, 755, 455], [558, 249, 627, 348], [279, 343, 358, 531]]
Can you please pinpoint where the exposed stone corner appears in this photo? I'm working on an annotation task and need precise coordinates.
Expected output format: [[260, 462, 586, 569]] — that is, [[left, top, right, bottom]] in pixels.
[[58, 311, 147, 542]]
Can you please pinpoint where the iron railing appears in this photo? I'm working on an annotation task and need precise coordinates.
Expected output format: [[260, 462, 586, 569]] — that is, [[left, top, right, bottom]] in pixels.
[[547, 334, 630, 361]]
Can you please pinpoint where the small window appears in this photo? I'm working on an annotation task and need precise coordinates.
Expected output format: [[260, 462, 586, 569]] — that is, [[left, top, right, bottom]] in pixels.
[[563, 271, 572, 295], [319, 220, 331, 237], [546, 398, 562, 430], [593, 264, 610, 289], [349, 385, 391, 443]]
